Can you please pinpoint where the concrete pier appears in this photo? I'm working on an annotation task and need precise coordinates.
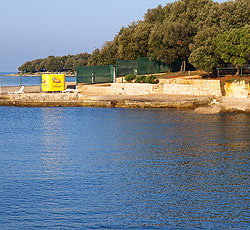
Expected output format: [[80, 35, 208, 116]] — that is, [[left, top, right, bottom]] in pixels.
[[0, 92, 213, 109]]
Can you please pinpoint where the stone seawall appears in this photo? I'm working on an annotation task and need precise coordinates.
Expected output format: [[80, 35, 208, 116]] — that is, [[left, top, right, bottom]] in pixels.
[[78, 83, 158, 96], [111, 83, 155, 95], [0, 93, 213, 109], [162, 79, 222, 97], [78, 79, 222, 97]]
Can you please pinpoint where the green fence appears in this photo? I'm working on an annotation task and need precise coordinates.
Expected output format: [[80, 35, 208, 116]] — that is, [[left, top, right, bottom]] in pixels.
[[116, 57, 171, 76], [77, 65, 115, 84], [137, 57, 170, 75], [116, 60, 137, 77], [77, 57, 182, 85]]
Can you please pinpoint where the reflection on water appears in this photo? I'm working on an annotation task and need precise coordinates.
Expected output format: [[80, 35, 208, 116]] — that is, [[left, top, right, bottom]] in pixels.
[[40, 108, 68, 179], [0, 107, 250, 229]]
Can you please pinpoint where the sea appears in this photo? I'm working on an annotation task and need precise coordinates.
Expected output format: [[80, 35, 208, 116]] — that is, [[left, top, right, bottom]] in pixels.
[[0, 73, 250, 229], [0, 72, 75, 87]]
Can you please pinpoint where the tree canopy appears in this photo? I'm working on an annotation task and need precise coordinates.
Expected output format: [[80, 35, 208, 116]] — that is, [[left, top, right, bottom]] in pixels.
[[18, 53, 90, 73], [214, 25, 250, 75], [19, 0, 250, 73]]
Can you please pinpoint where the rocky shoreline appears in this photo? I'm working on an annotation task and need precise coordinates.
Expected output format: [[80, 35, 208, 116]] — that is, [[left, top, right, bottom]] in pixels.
[[1, 81, 250, 113], [0, 92, 212, 109], [1, 90, 250, 114]]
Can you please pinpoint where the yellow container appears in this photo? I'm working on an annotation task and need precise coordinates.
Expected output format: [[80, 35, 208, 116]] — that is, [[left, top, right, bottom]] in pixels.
[[42, 74, 65, 92]]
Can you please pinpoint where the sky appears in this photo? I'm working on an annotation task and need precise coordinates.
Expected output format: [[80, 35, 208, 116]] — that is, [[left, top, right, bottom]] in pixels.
[[0, 0, 225, 71]]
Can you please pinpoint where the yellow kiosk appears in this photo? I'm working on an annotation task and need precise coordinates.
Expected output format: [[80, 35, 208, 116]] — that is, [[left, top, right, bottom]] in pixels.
[[42, 74, 65, 92]]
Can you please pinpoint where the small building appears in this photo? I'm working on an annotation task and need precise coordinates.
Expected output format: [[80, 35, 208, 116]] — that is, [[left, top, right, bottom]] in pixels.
[[42, 74, 65, 92]]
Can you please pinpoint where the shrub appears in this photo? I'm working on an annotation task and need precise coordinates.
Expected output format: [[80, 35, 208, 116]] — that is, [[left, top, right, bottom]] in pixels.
[[125, 74, 136, 82], [135, 75, 146, 83], [145, 75, 157, 84], [126, 74, 158, 84]]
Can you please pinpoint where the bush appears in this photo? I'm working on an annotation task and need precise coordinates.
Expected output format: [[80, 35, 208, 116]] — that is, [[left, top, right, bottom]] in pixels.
[[145, 75, 157, 84], [126, 74, 158, 84], [135, 75, 147, 83], [125, 74, 136, 82]]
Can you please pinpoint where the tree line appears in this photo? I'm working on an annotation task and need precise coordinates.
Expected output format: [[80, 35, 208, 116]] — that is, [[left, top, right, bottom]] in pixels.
[[18, 53, 90, 73], [19, 0, 250, 74]]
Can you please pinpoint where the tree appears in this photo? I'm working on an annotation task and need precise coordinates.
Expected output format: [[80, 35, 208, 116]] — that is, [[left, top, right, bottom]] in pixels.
[[75, 53, 90, 64], [88, 49, 101, 66], [217, 0, 250, 31], [18, 61, 32, 72], [148, 21, 194, 71], [45, 56, 64, 72], [189, 27, 221, 72], [64, 57, 74, 70], [73, 59, 88, 71], [117, 21, 152, 60], [168, 0, 214, 29], [214, 25, 250, 75], [18, 0, 250, 74], [98, 40, 119, 65], [144, 4, 165, 24]]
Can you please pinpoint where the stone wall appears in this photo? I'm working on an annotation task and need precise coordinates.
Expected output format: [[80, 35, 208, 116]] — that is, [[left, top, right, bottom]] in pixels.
[[224, 81, 250, 98], [163, 79, 222, 97], [78, 83, 161, 96], [111, 83, 155, 95], [78, 84, 112, 95], [77, 79, 223, 97]]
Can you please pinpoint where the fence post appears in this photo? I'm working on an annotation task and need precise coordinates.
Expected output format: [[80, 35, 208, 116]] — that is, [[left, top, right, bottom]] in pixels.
[[40, 75, 42, 92], [113, 66, 116, 83], [92, 72, 94, 84], [19, 76, 22, 88]]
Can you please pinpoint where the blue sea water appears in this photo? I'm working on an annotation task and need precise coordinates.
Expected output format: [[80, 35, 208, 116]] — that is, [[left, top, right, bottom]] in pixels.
[[0, 72, 75, 87], [0, 106, 250, 229]]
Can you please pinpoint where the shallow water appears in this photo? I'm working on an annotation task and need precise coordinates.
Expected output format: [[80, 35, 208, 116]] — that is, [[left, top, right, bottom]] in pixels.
[[0, 107, 250, 229]]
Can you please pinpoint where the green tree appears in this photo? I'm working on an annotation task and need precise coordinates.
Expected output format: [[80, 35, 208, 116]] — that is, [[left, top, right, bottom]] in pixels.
[[217, 0, 250, 31], [45, 56, 64, 72], [144, 4, 166, 24], [38, 60, 47, 71], [98, 40, 118, 65], [88, 49, 101, 66], [64, 56, 74, 70], [117, 21, 152, 60], [189, 27, 221, 72], [18, 61, 32, 72], [214, 25, 250, 75], [18, 0, 250, 74], [168, 0, 214, 29], [73, 59, 87, 71], [148, 21, 194, 71]]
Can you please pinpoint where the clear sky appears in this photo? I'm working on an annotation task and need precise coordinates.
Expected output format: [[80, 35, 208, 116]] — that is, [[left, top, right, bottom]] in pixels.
[[0, 0, 225, 71]]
